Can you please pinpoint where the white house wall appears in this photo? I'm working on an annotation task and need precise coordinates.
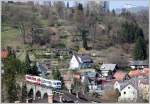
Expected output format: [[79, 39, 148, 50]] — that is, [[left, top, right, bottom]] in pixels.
[[101, 71, 109, 76], [114, 81, 121, 92], [118, 85, 137, 102], [69, 55, 80, 69]]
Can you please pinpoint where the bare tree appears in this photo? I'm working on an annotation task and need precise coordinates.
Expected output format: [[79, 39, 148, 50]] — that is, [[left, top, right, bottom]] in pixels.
[[54, 1, 65, 19], [107, 51, 128, 68]]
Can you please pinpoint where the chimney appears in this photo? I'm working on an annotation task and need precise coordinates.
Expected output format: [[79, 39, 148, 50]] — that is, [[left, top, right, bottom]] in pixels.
[[48, 90, 53, 103]]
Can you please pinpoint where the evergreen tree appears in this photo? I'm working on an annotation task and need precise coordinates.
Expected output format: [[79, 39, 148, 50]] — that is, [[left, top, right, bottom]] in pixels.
[[78, 3, 83, 11], [133, 36, 147, 60], [52, 69, 64, 89], [3, 55, 18, 102], [7, 76, 18, 102], [67, 2, 69, 8], [31, 62, 39, 76], [52, 69, 61, 80], [25, 52, 31, 74], [80, 28, 89, 50], [72, 78, 82, 98], [21, 84, 27, 103], [120, 21, 145, 43]]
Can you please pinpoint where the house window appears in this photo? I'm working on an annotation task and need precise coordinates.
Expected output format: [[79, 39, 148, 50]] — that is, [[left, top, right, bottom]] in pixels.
[[128, 87, 130, 89], [124, 91, 126, 94]]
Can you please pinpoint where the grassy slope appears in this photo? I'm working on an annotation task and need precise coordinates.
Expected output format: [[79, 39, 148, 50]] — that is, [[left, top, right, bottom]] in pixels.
[[1, 25, 21, 47]]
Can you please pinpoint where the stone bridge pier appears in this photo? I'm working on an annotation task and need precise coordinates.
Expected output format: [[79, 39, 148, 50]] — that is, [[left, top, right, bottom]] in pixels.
[[26, 82, 53, 102]]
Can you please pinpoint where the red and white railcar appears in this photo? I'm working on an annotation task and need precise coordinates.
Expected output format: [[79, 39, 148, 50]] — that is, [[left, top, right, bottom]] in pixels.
[[25, 75, 41, 85]]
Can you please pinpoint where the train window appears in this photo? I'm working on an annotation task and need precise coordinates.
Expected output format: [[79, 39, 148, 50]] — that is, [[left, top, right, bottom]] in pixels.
[[42, 80, 46, 83], [49, 82, 52, 85], [32, 78, 36, 80], [27, 76, 31, 79], [53, 82, 57, 85]]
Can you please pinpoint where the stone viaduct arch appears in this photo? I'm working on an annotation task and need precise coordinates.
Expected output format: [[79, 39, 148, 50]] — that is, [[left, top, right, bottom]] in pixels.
[[26, 82, 52, 100]]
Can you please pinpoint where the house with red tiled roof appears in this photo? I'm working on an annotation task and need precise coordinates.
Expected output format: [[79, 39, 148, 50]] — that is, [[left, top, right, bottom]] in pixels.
[[141, 68, 149, 76], [128, 68, 149, 78], [1, 49, 9, 59], [113, 71, 129, 80], [128, 70, 141, 77]]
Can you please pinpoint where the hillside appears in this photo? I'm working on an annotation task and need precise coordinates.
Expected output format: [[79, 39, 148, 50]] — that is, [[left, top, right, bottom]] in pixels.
[[2, 1, 149, 64]]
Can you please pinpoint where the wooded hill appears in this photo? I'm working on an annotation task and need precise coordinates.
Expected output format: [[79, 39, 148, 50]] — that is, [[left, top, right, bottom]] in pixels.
[[2, 1, 149, 63]]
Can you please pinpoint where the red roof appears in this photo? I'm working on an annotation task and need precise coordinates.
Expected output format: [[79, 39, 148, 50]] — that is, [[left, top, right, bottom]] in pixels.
[[129, 70, 141, 77], [142, 68, 149, 76], [128, 69, 149, 77], [1, 50, 9, 59], [113, 71, 126, 80]]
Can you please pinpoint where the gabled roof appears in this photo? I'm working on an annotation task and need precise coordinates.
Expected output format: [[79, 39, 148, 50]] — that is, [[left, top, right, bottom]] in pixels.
[[113, 71, 127, 80], [73, 53, 93, 64], [79, 55, 93, 63], [128, 70, 142, 77], [129, 60, 148, 66], [37, 63, 47, 74], [100, 64, 117, 71], [117, 78, 139, 91], [142, 68, 149, 76], [74, 54, 81, 64], [140, 78, 149, 84], [81, 71, 97, 78], [129, 69, 149, 77]]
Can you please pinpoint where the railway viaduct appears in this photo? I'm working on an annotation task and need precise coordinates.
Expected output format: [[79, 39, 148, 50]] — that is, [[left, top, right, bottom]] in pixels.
[[25, 82, 53, 103]]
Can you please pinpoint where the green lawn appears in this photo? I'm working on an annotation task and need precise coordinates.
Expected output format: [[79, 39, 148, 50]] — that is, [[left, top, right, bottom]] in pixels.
[[1, 25, 21, 47], [41, 19, 49, 27]]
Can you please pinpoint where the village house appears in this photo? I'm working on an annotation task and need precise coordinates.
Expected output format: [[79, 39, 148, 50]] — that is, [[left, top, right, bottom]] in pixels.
[[80, 71, 103, 94], [138, 78, 149, 101], [41, 59, 52, 74], [63, 71, 81, 93], [69, 54, 93, 70], [63, 72, 74, 93], [128, 68, 149, 78], [100, 64, 118, 77], [113, 71, 130, 81], [118, 84, 138, 103], [114, 78, 139, 103], [129, 60, 149, 69], [36, 62, 49, 78]]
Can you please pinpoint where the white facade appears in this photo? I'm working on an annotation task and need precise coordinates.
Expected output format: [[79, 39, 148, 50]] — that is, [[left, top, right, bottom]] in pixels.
[[118, 84, 137, 103], [130, 65, 145, 69], [130, 65, 135, 69], [101, 70, 109, 77], [69, 55, 82, 69], [100, 64, 116, 77], [114, 81, 121, 92]]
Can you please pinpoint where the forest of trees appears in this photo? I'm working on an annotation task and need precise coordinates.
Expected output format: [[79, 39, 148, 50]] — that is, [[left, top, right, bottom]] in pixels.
[[2, 47, 39, 102]]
